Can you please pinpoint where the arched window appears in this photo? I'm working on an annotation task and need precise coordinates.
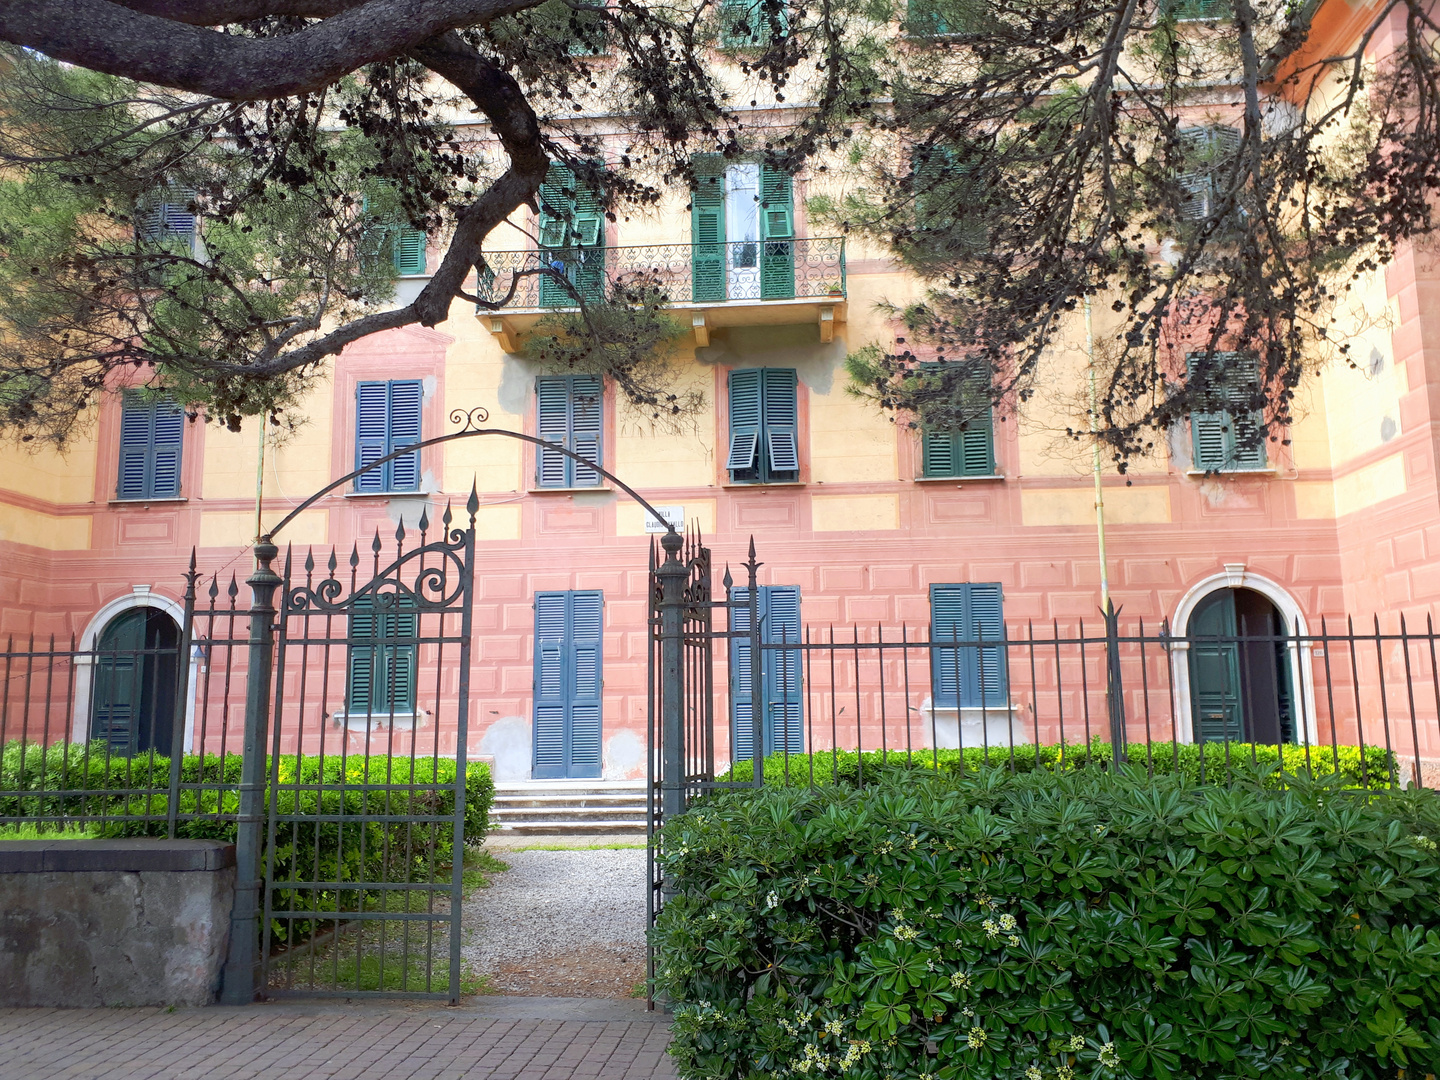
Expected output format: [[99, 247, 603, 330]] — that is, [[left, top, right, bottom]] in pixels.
[[1187, 587, 1296, 745]]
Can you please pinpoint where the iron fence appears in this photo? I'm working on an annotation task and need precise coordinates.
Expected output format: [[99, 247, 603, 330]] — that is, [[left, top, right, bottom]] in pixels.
[[477, 237, 847, 311]]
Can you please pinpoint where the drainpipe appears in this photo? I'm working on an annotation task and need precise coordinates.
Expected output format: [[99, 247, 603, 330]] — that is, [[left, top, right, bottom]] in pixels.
[[254, 418, 267, 542]]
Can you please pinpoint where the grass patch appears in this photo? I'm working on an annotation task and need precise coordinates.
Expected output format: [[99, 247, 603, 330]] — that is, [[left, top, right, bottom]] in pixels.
[[0, 822, 100, 839], [461, 846, 508, 889], [327, 946, 492, 995]]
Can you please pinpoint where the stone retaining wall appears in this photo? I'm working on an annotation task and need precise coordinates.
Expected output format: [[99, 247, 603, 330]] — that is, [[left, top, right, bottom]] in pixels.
[[0, 839, 235, 1007]]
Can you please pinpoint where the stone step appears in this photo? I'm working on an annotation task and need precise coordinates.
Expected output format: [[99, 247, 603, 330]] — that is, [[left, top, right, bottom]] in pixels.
[[491, 820, 648, 835], [491, 804, 645, 823], [492, 793, 648, 810]]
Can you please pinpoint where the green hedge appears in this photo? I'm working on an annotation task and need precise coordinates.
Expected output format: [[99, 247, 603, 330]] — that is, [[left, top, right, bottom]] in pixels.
[[718, 740, 1396, 790], [2, 741, 493, 929], [653, 769, 1440, 1080]]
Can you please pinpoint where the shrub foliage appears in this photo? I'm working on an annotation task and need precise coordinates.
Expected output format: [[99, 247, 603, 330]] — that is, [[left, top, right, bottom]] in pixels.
[[653, 769, 1440, 1080]]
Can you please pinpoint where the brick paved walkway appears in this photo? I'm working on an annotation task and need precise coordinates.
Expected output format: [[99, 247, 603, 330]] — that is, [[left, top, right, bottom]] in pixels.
[[0, 998, 676, 1080]]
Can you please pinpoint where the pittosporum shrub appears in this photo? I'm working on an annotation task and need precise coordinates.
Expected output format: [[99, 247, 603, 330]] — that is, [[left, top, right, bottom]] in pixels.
[[652, 768, 1440, 1080], [717, 741, 1395, 791]]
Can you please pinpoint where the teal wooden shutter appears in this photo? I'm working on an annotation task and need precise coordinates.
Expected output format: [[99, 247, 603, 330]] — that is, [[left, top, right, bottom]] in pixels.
[[539, 164, 577, 307], [1224, 354, 1266, 469], [762, 585, 804, 753], [729, 584, 804, 759], [536, 377, 571, 487], [922, 429, 957, 477], [391, 227, 427, 275], [921, 366, 994, 478], [726, 369, 763, 481], [1189, 353, 1264, 471], [692, 155, 727, 302], [906, 0, 949, 34], [347, 597, 417, 714], [533, 590, 604, 778], [762, 367, 799, 479], [930, 583, 1006, 708], [91, 609, 146, 754], [118, 391, 183, 499], [387, 380, 423, 491], [760, 165, 795, 299], [1188, 591, 1245, 743], [571, 178, 606, 304], [570, 375, 603, 485], [355, 382, 389, 493]]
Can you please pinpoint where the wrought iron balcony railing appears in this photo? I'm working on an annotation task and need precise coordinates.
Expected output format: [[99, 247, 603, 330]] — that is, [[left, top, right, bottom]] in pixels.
[[476, 237, 846, 312]]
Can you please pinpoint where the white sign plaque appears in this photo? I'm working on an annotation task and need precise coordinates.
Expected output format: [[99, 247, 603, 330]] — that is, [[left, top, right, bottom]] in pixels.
[[644, 505, 685, 534]]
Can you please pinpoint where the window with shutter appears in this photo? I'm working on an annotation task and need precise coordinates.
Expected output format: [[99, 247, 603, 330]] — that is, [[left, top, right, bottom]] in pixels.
[[930, 583, 1007, 708], [538, 163, 607, 307], [532, 590, 604, 779], [1187, 352, 1266, 472], [391, 227, 428, 275], [346, 595, 418, 715], [354, 379, 424, 493], [727, 368, 799, 483], [136, 188, 196, 246], [1163, 0, 1230, 19], [720, 0, 787, 45], [116, 390, 184, 500], [535, 375, 604, 488], [759, 166, 796, 300], [729, 584, 804, 760], [691, 155, 728, 303], [918, 364, 995, 477], [1177, 126, 1241, 222]]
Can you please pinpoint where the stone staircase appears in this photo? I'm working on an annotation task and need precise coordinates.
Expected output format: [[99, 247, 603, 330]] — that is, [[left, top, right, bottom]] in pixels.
[[487, 780, 649, 835]]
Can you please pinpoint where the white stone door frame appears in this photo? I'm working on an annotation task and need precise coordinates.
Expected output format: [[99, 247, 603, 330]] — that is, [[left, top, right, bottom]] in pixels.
[[72, 586, 201, 751], [1168, 566, 1319, 746]]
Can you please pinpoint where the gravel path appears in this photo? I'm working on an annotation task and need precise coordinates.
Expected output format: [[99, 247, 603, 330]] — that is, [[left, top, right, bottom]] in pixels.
[[462, 848, 649, 998]]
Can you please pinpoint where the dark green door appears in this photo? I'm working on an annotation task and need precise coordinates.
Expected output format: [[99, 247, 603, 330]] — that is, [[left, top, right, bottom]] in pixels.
[[1188, 591, 1244, 744], [91, 608, 180, 757]]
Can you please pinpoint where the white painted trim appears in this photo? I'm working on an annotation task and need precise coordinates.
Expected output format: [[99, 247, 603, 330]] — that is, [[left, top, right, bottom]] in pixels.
[[73, 588, 200, 751], [1169, 570, 1318, 746]]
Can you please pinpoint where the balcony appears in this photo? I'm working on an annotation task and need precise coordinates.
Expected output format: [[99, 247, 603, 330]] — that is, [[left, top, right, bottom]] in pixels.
[[476, 237, 846, 351]]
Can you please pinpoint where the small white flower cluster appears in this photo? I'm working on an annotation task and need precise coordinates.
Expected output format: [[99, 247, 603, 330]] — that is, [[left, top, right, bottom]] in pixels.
[[766, 891, 780, 910], [966, 1026, 988, 1050], [950, 971, 972, 990], [1026, 1065, 1043, 1080], [1098, 1042, 1120, 1069], [892, 922, 919, 942], [1068, 1035, 1086, 1052], [1413, 833, 1437, 852]]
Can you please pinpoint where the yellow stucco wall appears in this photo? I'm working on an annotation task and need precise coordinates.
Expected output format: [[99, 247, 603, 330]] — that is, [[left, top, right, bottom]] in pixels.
[[0, 439, 98, 505], [1333, 453, 1407, 517], [811, 492, 900, 532], [0, 506, 92, 550], [1020, 485, 1172, 526]]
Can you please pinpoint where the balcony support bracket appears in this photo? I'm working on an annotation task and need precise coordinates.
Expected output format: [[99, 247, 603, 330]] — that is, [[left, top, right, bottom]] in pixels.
[[488, 317, 519, 354], [818, 305, 835, 344], [692, 312, 709, 347]]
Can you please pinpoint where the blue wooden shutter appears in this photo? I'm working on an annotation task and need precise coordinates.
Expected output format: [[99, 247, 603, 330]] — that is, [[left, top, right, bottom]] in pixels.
[[729, 585, 758, 761], [149, 397, 184, 497], [726, 369, 763, 480], [533, 592, 569, 777], [759, 166, 795, 300], [138, 188, 196, 244], [387, 380, 423, 491], [931, 583, 1006, 708], [763, 585, 804, 753], [536, 377, 571, 487], [392, 227, 427, 275], [118, 391, 183, 499], [691, 155, 727, 303], [355, 382, 389, 493], [762, 367, 799, 478], [568, 591, 604, 776], [117, 393, 152, 500], [532, 590, 604, 778], [570, 376, 603, 486]]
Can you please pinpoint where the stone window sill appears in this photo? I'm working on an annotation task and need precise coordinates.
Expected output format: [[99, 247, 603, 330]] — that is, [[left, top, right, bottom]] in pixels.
[[109, 497, 187, 505], [528, 486, 613, 494], [913, 474, 1005, 483]]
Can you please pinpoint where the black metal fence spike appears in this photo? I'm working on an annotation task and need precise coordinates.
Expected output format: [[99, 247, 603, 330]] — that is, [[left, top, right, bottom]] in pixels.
[[328, 548, 338, 575], [227, 573, 239, 600], [419, 507, 430, 533], [442, 502, 454, 528], [372, 530, 383, 554], [395, 517, 407, 543], [467, 481, 480, 519], [304, 549, 315, 574], [350, 542, 360, 569], [208, 575, 220, 601]]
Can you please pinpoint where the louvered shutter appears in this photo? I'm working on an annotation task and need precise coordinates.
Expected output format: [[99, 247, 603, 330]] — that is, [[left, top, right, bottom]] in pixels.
[[720, 0, 761, 45], [569, 376, 603, 486], [346, 604, 377, 713], [906, 0, 949, 34], [538, 164, 576, 307], [533, 592, 568, 777], [729, 585, 758, 761], [759, 166, 795, 299], [532, 590, 604, 779], [912, 144, 953, 227], [1188, 353, 1264, 471], [354, 382, 390, 493], [149, 397, 184, 497], [568, 591, 604, 776], [536, 377, 571, 487], [391, 227, 428, 275], [923, 429, 957, 477], [117, 392, 154, 500], [762, 585, 804, 753], [387, 380, 423, 491], [691, 155, 727, 303], [1223, 354, 1266, 469], [137, 188, 196, 244], [726, 369, 763, 479], [959, 415, 994, 475], [571, 179, 607, 303], [762, 367, 799, 477], [931, 583, 1006, 708], [385, 607, 418, 712], [1179, 126, 1240, 221]]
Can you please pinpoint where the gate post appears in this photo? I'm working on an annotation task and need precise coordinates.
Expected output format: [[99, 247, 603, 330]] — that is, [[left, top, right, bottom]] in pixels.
[[220, 540, 282, 1005], [656, 529, 687, 823], [1104, 600, 1127, 766], [167, 551, 200, 839]]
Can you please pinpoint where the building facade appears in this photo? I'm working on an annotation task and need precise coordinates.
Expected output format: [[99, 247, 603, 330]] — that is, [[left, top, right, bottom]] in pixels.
[[1, 0, 1437, 782]]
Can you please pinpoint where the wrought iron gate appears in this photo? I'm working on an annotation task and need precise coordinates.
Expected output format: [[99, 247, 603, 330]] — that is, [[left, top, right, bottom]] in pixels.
[[260, 498, 477, 1000]]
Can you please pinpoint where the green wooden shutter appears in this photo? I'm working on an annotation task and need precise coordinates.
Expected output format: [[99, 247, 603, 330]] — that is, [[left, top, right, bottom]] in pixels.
[[1188, 591, 1245, 743], [347, 598, 418, 714], [721, 0, 777, 45], [539, 164, 577, 307], [571, 178, 606, 304], [930, 583, 1006, 708], [392, 227, 428, 275], [387, 379, 423, 491], [761, 367, 799, 479], [692, 155, 727, 303], [1224, 354, 1266, 469], [91, 609, 147, 754], [759, 166, 795, 300], [922, 429, 957, 477], [1189, 353, 1264, 471], [726, 369, 764, 481], [967, 582, 1006, 707]]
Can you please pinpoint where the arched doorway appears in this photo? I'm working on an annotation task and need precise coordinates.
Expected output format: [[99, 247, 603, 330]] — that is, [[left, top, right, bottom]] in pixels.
[[91, 607, 181, 757], [1187, 587, 1296, 745]]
